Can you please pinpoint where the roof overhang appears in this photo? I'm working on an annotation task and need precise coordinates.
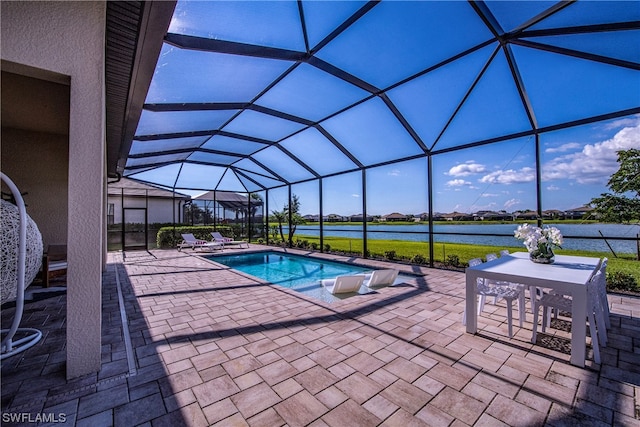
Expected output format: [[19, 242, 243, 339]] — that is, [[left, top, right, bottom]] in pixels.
[[105, 1, 176, 179]]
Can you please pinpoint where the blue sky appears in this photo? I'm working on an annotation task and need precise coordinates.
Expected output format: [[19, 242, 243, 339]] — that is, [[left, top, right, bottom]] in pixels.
[[129, 1, 640, 217], [267, 115, 640, 217]]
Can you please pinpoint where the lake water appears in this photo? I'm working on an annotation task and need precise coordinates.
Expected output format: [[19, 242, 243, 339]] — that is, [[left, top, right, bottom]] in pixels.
[[286, 223, 640, 255]]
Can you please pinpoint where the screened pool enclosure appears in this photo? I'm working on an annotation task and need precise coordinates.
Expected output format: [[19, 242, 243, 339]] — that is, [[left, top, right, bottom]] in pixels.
[[113, 0, 640, 262]]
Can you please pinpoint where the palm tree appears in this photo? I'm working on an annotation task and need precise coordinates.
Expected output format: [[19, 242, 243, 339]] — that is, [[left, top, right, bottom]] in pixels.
[[284, 194, 305, 241], [271, 209, 287, 242]]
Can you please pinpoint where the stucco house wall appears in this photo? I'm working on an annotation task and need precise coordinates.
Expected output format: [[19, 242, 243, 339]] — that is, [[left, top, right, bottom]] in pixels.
[[1, 128, 69, 247], [1, 1, 106, 378]]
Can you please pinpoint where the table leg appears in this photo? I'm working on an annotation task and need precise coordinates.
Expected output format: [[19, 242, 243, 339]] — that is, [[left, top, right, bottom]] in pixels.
[[570, 288, 587, 367], [466, 272, 477, 333]]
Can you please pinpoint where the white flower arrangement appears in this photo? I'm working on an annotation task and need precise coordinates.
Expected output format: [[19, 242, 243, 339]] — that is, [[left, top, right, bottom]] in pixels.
[[514, 223, 563, 256]]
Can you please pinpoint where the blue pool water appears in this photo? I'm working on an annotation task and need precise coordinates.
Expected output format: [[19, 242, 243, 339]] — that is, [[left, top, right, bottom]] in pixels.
[[206, 251, 374, 303]]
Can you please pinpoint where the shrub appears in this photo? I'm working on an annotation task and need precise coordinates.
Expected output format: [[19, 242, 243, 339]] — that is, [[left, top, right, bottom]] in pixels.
[[310, 242, 318, 251], [257, 238, 264, 244], [606, 271, 639, 293], [269, 225, 279, 240], [229, 224, 243, 239], [384, 250, 396, 260], [410, 254, 427, 265], [323, 244, 331, 252], [445, 254, 460, 267]]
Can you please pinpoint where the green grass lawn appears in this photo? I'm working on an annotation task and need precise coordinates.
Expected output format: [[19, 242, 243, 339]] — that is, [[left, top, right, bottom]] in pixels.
[[284, 234, 640, 292]]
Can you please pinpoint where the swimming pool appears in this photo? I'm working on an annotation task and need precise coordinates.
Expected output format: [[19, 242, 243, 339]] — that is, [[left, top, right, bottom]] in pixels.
[[206, 251, 375, 303]]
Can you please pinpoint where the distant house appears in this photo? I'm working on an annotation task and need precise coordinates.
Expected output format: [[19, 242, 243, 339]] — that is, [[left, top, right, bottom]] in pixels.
[[349, 214, 374, 222], [565, 205, 595, 219], [416, 212, 429, 221], [382, 212, 408, 222], [443, 211, 473, 221], [324, 214, 347, 222], [473, 210, 512, 221], [490, 211, 512, 220], [542, 209, 565, 219], [107, 177, 190, 225], [303, 214, 320, 222], [514, 210, 538, 221], [432, 212, 447, 221]]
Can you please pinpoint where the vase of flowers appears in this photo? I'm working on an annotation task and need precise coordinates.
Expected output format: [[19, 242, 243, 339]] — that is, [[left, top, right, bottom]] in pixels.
[[514, 223, 563, 264]]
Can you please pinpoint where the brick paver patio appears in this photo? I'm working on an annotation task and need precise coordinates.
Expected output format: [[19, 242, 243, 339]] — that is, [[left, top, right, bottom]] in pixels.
[[2, 247, 639, 426]]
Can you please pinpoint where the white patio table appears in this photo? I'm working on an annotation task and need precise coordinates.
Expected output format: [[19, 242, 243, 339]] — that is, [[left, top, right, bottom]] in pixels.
[[465, 251, 601, 367]]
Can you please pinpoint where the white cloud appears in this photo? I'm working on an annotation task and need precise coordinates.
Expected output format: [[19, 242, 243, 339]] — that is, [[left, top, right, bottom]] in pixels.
[[545, 142, 581, 153], [351, 194, 360, 198], [447, 161, 486, 177], [504, 198, 521, 209], [481, 193, 499, 197], [543, 121, 640, 184], [480, 167, 536, 184], [446, 179, 471, 187], [546, 185, 560, 191], [387, 169, 401, 177], [603, 114, 640, 130], [469, 202, 497, 212]]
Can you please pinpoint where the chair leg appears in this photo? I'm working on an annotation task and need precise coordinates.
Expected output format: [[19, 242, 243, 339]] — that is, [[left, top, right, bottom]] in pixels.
[[532, 303, 539, 343], [526, 285, 535, 314], [600, 292, 611, 329], [518, 292, 525, 327], [541, 306, 548, 333], [596, 308, 608, 347], [593, 299, 608, 347], [478, 295, 486, 315], [588, 309, 601, 364]]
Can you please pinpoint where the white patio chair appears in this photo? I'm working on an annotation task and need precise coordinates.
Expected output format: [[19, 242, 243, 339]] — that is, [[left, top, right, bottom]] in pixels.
[[362, 269, 399, 288], [178, 233, 222, 251], [596, 258, 610, 329], [211, 232, 248, 248], [321, 275, 365, 294], [532, 259, 606, 363], [486, 252, 527, 319], [462, 258, 525, 338]]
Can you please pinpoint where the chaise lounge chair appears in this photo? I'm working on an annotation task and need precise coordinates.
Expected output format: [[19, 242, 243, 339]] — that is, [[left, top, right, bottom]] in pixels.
[[211, 232, 249, 249], [321, 275, 365, 294], [178, 233, 223, 252], [362, 269, 399, 288]]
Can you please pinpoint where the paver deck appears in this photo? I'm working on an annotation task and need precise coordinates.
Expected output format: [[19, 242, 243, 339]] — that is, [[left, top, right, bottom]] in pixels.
[[2, 247, 639, 426]]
